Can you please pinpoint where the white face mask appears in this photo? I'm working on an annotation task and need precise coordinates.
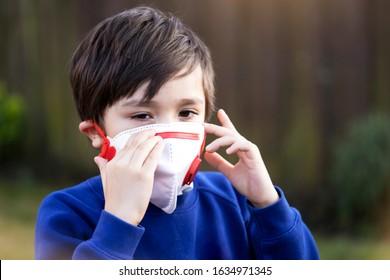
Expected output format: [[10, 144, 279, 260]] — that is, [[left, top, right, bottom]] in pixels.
[[93, 122, 205, 214]]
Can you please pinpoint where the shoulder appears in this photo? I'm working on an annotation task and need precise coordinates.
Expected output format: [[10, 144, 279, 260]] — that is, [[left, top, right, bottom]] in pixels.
[[193, 171, 246, 206], [38, 176, 104, 213], [194, 171, 232, 189]]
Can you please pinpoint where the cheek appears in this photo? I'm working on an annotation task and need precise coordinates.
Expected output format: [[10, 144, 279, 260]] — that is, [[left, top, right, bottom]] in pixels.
[[103, 117, 133, 138]]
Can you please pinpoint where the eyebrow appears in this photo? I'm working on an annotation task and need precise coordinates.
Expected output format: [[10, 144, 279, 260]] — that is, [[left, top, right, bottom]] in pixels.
[[177, 98, 205, 106], [120, 98, 151, 107], [120, 97, 205, 108]]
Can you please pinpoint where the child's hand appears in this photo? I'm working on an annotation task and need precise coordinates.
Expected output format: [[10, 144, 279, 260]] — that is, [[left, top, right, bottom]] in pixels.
[[204, 109, 279, 208], [94, 129, 164, 225]]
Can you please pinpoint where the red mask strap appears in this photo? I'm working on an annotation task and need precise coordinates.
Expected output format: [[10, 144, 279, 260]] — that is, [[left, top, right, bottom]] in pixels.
[[182, 133, 206, 185], [91, 122, 116, 161]]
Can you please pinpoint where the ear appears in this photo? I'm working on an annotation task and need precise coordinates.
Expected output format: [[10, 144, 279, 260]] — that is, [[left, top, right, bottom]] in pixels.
[[79, 120, 104, 148]]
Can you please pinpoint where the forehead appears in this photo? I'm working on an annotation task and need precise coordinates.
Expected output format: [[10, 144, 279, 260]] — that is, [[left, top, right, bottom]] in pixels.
[[119, 65, 205, 106]]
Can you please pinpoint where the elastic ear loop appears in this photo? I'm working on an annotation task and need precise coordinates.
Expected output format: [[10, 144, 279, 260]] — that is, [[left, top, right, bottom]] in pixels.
[[182, 132, 206, 185], [91, 122, 116, 161]]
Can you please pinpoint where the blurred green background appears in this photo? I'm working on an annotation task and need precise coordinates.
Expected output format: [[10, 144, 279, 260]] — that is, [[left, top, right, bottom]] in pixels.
[[1, 0, 390, 259]]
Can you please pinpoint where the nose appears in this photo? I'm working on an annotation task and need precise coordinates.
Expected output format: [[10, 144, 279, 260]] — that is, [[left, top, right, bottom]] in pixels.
[[155, 114, 178, 124]]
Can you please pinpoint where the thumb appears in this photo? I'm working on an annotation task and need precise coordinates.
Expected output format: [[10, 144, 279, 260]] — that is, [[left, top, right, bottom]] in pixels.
[[204, 151, 233, 176], [94, 156, 108, 182]]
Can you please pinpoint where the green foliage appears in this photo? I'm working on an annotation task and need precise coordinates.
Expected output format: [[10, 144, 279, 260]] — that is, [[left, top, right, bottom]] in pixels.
[[331, 113, 390, 232], [282, 106, 321, 190], [0, 82, 25, 158], [315, 234, 390, 259]]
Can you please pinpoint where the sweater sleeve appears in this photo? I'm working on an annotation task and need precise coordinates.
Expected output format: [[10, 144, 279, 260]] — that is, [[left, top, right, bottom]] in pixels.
[[72, 211, 144, 259], [246, 187, 320, 260], [35, 191, 144, 260]]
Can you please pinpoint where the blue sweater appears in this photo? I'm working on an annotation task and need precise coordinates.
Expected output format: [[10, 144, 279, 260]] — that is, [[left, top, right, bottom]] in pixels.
[[35, 171, 319, 259]]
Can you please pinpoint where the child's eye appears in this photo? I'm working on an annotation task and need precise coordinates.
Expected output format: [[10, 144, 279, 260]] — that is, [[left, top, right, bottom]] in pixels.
[[179, 110, 197, 119], [131, 113, 152, 121]]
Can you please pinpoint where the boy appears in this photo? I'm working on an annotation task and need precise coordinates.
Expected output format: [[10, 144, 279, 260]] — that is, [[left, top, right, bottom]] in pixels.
[[35, 6, 319, 259]]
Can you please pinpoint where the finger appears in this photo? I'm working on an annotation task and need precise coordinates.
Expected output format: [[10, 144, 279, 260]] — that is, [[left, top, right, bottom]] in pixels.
[[204, 151, 234, 176], [142, 138, 165, 172], [204, 110, 238, 138], [217, 109, 237, 131], [125, 129, 157, 149], [225, 138, 252, 155], [94, 156, 108, 183], [94, 156, 107, 172], [204, 122, 232, 138], [115, 129, 157, 161], [205, 135, 236, 153], [130, 136, 164, 168]]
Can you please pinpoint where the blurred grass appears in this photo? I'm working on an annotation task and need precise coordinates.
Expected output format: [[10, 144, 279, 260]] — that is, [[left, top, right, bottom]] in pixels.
[[316, 235, 390, 260], [1, 179, 390, 260], [0, 179, 52, 259]]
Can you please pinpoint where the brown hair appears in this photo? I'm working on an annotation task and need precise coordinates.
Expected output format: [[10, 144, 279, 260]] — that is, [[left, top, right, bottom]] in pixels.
[[70, 6, 215, 125]]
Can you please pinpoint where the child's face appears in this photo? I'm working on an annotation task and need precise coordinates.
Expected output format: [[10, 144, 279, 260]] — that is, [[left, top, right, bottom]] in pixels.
[[103, 66, 206, 138]]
